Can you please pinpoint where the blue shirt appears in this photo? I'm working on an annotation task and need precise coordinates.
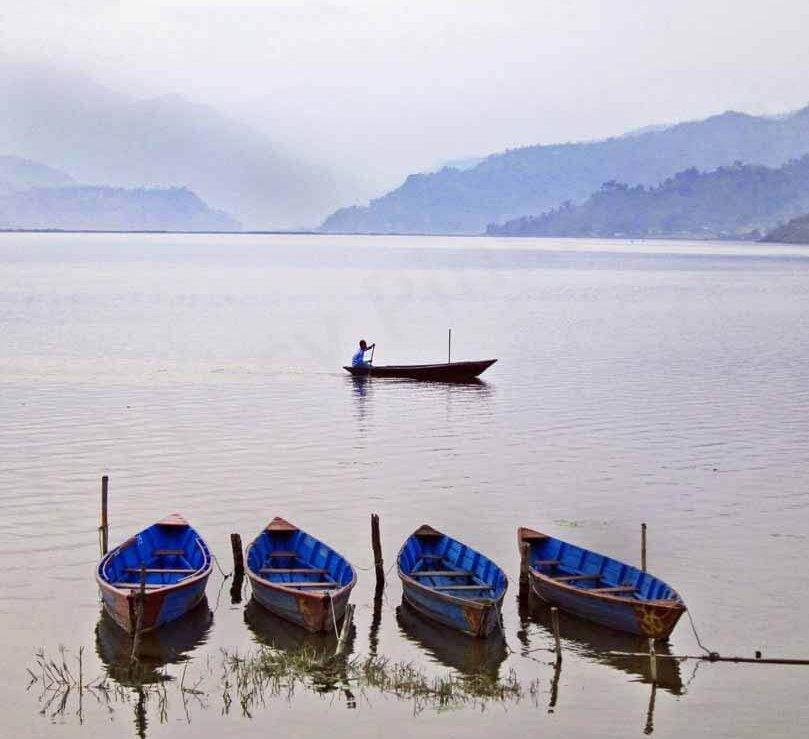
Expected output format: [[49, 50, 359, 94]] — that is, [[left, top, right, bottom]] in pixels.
[[352, 348, 367, 366]]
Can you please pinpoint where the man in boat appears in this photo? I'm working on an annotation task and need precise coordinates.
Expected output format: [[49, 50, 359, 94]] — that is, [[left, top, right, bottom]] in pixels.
[[351, 339, 375, 367]]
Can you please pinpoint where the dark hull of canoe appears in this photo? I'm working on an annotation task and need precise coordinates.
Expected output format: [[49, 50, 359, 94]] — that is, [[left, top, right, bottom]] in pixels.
[[397, 524, 508, 639], [246, 517, 357, 634], [96, 515, 212, 634], [518, 527, 685, 640], [343, 359, 496, 381]]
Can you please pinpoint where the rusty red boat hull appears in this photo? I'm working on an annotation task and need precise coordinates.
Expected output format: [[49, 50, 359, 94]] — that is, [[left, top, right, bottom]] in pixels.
[[518, 527, 686, 639]]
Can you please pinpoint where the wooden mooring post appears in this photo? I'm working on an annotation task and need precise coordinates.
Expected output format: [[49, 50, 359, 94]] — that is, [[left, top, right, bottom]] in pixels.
[[551, 606, 562, 664], [100, 475, 109, 556], [335, 603, 355, 658], [641, 522, 647, 572], [648, 638, 658, 684], [519, 542, 530, 587], [130, 564, 146, 661], [230, 532, 245, 604], [230, 533, 245, 578], [371, 514, 384, 591]]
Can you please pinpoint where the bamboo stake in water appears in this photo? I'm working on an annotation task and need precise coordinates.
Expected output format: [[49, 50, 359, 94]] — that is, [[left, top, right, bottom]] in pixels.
[[100, 475, 109, 556], [448, 328, 452, 363], [641, 522, 647, 572], [130, 564, 146, 661], [648, 637, 658, 684], [371, 514, 384, 590], [335, 603, 355, 658], [551, 606, 562, 664]]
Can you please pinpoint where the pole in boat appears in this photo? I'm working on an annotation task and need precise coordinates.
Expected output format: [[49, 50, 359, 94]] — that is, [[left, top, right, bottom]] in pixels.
[[370, 342, 375, 365], [335, 603, 355, 658], [641, 523, 647, 572], [448, 328, 452, 364], [131, 563, 146, 661], [519, 542, 530, 587], [100, 475, 109, 556]]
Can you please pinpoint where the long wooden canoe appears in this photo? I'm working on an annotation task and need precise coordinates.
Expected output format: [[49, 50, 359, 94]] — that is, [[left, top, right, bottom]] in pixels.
[[397, 524, 508, 638], [96, 513, 212, 634], [518, 527, 686, 639], [246, 517, 357, 633], [343, 359, 496, 381]]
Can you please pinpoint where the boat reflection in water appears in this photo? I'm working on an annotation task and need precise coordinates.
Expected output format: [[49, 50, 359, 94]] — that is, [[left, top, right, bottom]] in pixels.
[[396, 600, 507, 680], [95, 598, 214, 686], [245, 597, 356, 703], [244, 597, 346, 654], [517, 591, 683, 695]]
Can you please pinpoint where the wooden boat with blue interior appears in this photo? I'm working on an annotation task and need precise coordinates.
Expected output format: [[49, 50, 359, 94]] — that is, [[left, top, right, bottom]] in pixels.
[[397, 524, 508, 638], [518, 526, 686, 639], [246, 517, 357, 633], [96, 513, 212, 634]]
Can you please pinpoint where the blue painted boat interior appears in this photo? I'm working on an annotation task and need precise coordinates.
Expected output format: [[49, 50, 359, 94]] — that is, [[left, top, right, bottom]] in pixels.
[[527, 535, 682, 602], [100, 523, 210, 588], [400, 531, 507, 600], [247, 528, 354, 591]]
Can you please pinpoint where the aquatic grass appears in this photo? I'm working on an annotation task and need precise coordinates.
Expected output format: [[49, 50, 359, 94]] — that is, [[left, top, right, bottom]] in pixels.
[[220, 646, 524, 714], [30, 645, 527, 723]]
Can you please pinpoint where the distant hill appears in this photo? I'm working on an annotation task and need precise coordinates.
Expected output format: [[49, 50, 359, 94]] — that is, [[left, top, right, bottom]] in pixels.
[[486, 158, 809, 239], [0, 156, 74, 193], [322, 106, 809, 235], [761, 213, 809, 244], [0, 62, 341, 229], [0, 185, 239, 231]]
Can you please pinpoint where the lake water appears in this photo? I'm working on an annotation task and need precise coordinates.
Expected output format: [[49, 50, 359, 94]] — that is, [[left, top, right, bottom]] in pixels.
[[2, 233, 808, 738]]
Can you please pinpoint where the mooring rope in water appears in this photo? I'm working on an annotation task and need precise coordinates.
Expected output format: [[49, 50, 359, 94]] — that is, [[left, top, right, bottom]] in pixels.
[[211, 554, 231, 579], [685, 606, 713, 656]]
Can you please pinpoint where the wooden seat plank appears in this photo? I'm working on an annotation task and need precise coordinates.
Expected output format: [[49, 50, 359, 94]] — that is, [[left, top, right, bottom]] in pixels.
[[268, 551, 299, 559], [533, 559, 560, 567], [260, 567, 327, 574], [283, 581, 338, 589], [433, 584, 493, 591], [412, 570, 470, 577], [153, 549, 185, 556], [590, 586, 637, 594], [125, 567, 196, 574], [555, 574, 601, 582]]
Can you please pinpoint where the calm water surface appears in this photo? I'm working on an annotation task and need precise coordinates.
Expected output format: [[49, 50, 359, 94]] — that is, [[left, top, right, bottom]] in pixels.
[[1, 233, 808, 738]]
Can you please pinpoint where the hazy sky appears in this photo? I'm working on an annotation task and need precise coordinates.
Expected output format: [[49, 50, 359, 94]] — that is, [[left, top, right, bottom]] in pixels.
[[3, 0, 809, 196]]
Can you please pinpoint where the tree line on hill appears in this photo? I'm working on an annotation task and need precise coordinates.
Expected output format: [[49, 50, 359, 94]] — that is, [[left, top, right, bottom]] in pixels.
[[486, 157, 809, 240]]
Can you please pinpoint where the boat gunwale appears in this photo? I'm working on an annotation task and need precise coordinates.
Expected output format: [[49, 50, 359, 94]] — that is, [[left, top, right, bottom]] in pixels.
[[517, 527, 685, 611]]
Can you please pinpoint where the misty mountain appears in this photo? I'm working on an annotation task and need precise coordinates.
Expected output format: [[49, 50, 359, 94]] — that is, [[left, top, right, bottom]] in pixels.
[[0, 63, 339, 229], [321, 106, 809, 235], [487, 158, 809, 240], [0, 185, 239, 232], [761, 212, 809, 244], [0, 156, 74, 194]]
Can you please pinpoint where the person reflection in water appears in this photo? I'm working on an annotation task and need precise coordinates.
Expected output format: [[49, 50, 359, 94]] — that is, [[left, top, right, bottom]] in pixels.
[[352, 339, 375, 367]]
